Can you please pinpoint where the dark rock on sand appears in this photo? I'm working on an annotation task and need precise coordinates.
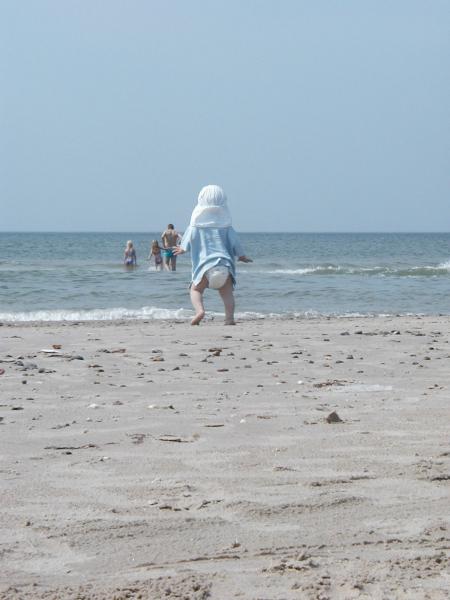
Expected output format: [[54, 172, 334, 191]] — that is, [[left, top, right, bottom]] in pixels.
[[326, 411, 343, 423]]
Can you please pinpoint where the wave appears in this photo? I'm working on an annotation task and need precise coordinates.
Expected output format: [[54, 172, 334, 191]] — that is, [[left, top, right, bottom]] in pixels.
[[3, 261, 449, 279], [260, 263, 450, 277], [0, 306, 193, 323], [0, 307, 429, 323]]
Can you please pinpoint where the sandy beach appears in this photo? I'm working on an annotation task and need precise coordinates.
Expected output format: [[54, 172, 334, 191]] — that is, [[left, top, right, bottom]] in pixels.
[[1, 316, 449, 599]]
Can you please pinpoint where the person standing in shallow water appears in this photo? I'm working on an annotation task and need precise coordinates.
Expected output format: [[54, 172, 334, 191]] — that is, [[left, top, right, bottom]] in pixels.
[[148, 240, 163, 271], [173, 185, 252, 325], [123, 240, 137, 267], [161, 224, 181, 271]]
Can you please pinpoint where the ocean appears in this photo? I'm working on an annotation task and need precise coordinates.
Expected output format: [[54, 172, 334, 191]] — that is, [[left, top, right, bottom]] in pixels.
[[0, 232, 449, 322]]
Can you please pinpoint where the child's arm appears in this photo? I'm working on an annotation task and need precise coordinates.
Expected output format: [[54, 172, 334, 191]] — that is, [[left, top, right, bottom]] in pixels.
[[229, 228, 253, 262]]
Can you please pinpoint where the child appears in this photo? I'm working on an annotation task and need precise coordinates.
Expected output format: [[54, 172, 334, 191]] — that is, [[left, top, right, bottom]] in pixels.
[[123, 240, 137, 267], [173, 185, 252, 325], [148, 240, 163, 271]]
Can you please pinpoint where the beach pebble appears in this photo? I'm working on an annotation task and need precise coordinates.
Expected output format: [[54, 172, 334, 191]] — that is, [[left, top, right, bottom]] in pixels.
[[326, 411, 343, 423], [88, 403, 99, 409], [21, 362, 38, 371]]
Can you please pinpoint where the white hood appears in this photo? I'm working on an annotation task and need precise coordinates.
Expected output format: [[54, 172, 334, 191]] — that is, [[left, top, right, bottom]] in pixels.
[[189, 185, 232, 228]]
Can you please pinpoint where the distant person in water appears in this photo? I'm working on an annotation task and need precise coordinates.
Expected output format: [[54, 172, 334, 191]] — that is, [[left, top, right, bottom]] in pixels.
[[123, 240, 137, 267], [148, 240, 163, 271], [161, 224, 181, 271], [173, 185, 252, 325]]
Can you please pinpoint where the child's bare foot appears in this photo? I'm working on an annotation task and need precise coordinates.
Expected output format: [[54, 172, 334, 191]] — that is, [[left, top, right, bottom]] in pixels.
[[224, 319, 236, 325], [191, 311, 205, 325]]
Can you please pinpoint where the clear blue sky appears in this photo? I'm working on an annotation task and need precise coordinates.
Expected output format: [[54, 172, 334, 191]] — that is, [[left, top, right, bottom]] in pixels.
[[1, 1, 449, 232]]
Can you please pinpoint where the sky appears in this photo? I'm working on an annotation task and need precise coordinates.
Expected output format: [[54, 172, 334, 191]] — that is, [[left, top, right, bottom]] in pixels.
[[0, 0, 449, 232]]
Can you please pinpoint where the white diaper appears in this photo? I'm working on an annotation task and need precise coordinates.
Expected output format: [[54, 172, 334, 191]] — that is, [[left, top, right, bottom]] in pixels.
[[206, 266, 229, 289]]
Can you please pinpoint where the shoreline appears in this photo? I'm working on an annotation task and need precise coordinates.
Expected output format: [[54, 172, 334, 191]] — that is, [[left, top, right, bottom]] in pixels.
[[1, 312, 449, 328], [1, 316, 449, 598]]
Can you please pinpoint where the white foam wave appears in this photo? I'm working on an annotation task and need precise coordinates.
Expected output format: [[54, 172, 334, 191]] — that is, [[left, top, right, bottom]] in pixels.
[[265, 266, 341, 275], [252, 263, 450, 277], [0, 306, 193, 323], [0, 307, 432, 323], [437, 260, 450, 271], [0, 306, 273, 323]]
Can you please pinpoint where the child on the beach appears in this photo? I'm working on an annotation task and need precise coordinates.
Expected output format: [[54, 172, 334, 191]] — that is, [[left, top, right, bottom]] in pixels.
[[173, 185, 252, 325], [123, 240, 137, 267], [148, 240, 163, 271]]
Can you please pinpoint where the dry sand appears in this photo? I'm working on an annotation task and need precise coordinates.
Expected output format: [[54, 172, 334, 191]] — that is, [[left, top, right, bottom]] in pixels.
[[0, 316, 449, 599]]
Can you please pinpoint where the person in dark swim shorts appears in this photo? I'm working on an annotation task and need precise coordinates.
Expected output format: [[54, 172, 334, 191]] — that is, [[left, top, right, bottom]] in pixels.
[[161, 224, 181, 271]]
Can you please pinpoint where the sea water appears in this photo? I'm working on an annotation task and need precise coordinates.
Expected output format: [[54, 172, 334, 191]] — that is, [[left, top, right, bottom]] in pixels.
[[0, 232, 449, 321]]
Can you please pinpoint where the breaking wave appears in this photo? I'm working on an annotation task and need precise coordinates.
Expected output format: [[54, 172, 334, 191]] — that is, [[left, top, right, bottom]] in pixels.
[[0, 307, 425, 323], [263, 263, 450, 277], [0, 306, 193, 323]]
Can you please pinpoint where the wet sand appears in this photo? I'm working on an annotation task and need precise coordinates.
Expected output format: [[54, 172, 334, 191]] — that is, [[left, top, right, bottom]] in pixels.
[[1, 316, 449, 599]]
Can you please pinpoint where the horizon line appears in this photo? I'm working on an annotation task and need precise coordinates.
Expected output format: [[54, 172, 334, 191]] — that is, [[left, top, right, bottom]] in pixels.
[[1, 230, 450, 235]]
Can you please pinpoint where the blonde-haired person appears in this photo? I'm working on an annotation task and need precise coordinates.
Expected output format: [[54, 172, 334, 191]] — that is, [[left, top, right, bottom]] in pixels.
[[123, 240, 137, 267], [148, 240, 163, 271], [174, 185, 252, 325]]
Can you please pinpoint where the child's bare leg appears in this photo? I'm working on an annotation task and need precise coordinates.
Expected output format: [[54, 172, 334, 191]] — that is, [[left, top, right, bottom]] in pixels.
[[190, 276, 208, 325], [219, 277, 235, 325]]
